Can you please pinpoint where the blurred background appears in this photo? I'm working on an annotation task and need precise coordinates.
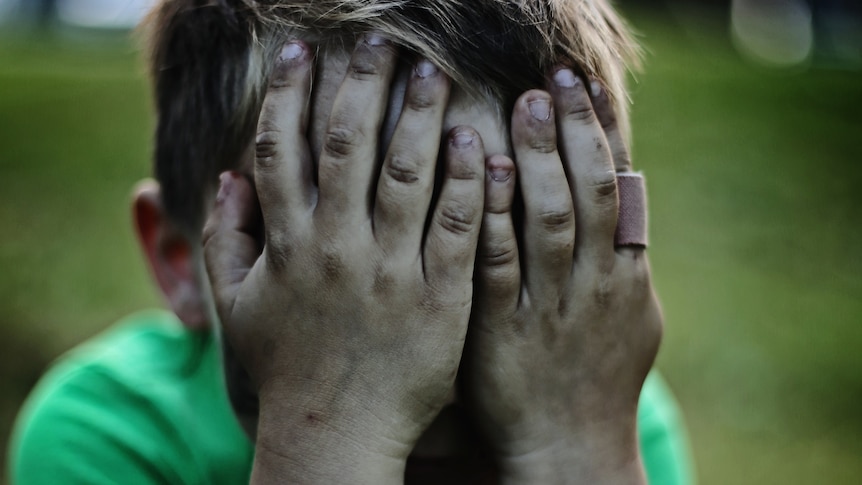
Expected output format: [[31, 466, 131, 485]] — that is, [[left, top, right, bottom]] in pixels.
[[0, 0, 860, 483]]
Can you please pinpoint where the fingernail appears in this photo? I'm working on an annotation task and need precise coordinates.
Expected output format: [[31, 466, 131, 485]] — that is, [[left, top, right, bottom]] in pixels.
[[414, 59, 438, 78], [489, 168, 512, 182], [553, 68, 580, 88], [590, 79, 602, 97], [365, 33, 387, 46], [452, 130, 475, 148], [279, 41, 305, 61], [528, 98, 551, 121]]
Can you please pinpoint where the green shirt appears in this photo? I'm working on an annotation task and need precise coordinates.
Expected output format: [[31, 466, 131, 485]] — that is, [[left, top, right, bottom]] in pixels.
[[8, 310, 694, 484]]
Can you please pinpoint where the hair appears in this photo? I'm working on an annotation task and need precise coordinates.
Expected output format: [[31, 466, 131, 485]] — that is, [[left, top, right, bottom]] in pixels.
[[140, 0, 641, 232]]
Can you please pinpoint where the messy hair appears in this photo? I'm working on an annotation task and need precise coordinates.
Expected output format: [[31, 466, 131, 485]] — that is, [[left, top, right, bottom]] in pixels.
[[141, 0, 640, 231]]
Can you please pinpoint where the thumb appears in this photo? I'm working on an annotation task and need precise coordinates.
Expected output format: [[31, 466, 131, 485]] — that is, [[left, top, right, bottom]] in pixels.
[[203, 171, 261, 320]]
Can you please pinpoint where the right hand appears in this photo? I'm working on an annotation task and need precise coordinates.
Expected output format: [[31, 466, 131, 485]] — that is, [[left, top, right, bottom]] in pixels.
[[202, 37, 486, 482]]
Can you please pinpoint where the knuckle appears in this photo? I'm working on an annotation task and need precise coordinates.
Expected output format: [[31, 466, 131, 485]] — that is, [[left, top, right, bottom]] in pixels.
[[600, 115, 618, 131], [266, 245, 292, 273], [372, 263, 408, 297], [348, 53, 382, 81], [437, 202, 478, 236], [255, 131, 280, 166], [316, 240, 347, 282], [383, 154, 423, 185], [406, 88, 439, 112], [372, 266, 395, 296], [589, 170, 618, 199], [613, 148, 632, 170], [264, 232, 296, 272], [482, 241, 518, 268], [527, 135, 557, 154], [591, 276, 614, 312], [323, 125, 363, 158], [563, 94, 597, 123], [269, 73, 292, 89], [536, 206, 574, 232], [447, 157, 482, 181]]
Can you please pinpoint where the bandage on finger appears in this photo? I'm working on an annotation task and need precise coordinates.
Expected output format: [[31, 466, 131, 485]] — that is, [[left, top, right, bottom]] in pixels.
[[615, 172, 648, 248]]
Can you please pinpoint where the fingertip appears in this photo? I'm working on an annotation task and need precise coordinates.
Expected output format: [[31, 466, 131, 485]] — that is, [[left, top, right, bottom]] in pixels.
[[446, 126, 486, 181], [359, 32, 399, 58], [484, 155, 515, 216], [548, 66, 595, 121], [214, 171, 258, 231], [203, 171, 239, 250], [514, 89, 553, 120], [271, 40, 311, 87], [413, 58, 440, 79], [215, 171, 238, 207], [363, 33, 389, 47], [486, 154, 514, 184], [278, 40, 309, 63], [586, 77, 631, 171], [551, 66, 583, 90], [589, 78, 602, 98], [449, 125, 480, 151], [512, 90, 558, 156], [404, 57, 450, 112], [348, 32, 396, 77], [588, 77, 617, 129]]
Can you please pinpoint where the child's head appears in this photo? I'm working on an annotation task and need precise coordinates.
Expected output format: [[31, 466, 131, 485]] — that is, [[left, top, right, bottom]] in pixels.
[[131, 0, 640, 460]]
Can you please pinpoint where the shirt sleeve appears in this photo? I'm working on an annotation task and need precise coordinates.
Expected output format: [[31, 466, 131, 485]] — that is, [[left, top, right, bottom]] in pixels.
[[638, 371, 697, 485], [8, 362, 200, 485]]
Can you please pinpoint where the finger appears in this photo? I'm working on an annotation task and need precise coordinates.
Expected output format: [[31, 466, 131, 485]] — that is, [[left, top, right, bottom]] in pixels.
[[510, 90, 575, 296], [424, 127, 485, 294], [475, 154, 520, 318], [316, 34, 398, 224], [589, 78, 632, 172], [255, 41, 315, 241], [374, 59, 451, 254], [548, 68, 618, 265], [203, 172, 262, 320]]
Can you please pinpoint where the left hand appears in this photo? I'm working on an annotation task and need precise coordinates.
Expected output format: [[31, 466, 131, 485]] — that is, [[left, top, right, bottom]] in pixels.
[[463, 69, 662, 484]]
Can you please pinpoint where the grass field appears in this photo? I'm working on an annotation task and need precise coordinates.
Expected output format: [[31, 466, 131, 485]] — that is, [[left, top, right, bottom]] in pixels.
[[1, 10, 861, 484]]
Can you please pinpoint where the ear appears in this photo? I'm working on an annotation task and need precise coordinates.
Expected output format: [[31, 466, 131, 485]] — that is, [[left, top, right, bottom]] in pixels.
[[132, 179, 208, 331]]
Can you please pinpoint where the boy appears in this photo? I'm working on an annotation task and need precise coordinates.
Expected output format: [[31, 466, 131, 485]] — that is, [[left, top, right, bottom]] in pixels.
[[9, 1, 693, 483]]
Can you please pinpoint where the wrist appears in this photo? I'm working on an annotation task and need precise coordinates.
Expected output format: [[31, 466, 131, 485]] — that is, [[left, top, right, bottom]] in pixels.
[[496, 418, 645, 485], [253, 431, 406, 484], [251, 387, 412, 484]]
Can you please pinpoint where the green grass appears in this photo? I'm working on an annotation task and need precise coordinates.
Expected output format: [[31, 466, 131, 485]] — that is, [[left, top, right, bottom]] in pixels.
[[0, 33, 160, 476], [630, 12, 862, 485], [1, 12, 861, 484]]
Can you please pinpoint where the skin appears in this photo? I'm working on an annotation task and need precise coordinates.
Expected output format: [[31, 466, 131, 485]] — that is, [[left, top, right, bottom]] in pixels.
[[137, 34, 661, 484], [465, 70, 661, 484]]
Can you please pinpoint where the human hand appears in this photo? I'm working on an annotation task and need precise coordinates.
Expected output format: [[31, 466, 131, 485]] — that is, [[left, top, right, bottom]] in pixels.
[[203, 37, 486, 483], [464, 69, 661, 484]]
